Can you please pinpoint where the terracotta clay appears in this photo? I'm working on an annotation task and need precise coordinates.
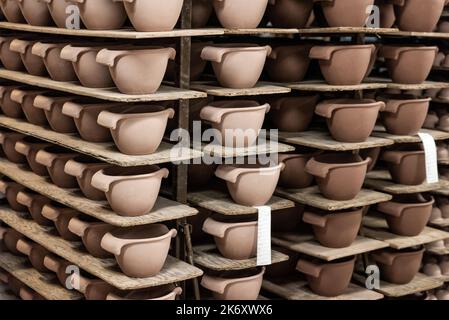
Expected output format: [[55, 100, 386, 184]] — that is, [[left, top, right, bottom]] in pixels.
[[33, 93, 77, 133], [424, 111, 439, 130], [16, 190, 52, 226], [97, 105, 175, 155], [41, 203, 80, 241], [381, 144, 426, 185], [371, 247, 424, 284], [16, 0, 52, 26], [166, 42, 213, 81], [315, 99, 385, 142], [1, 229, 25, 255], [215, 163, 285, 206], [0, 131, 26, 163], [19, 287, 44, 300], [434, 52, 446, 66], [9, 39, 47, 76], [430, 207, 443, 223], [62, 100, 126, 142], [10, 89, 48, 125], [114, 285, 182, 301], [202, 217, 257, 260], [96, 47, 176, 94], [377, 194, 434, 236], [67, 0, 126, 30], [200, 100, 270, 148], [302, 208, 363, 248], [423, 263, 442, 277], [35, 146, 79, 188], [379, 96, 431, 135], [201, 45, 272, 89], [266, 247, 300, 278], [376, 0, 396, 28], [0, 85, 25, 118], [314, 0, 375, 27], [393, 0, 445, 32], [43, 255, 74, 286], [101, 224, 177, 278], [266, 45, 311, 83], [14, 136, 52, 176], [115, 0, 183, 32], [305, 153, 371, 200], [309, 45, 375, 85], [91, 166, 169, 217], [0, 36, 25, 71], [380, 46, 438, 84], [212, 0, 268, 28], [15, 239, 50, 273], [297, 257, 356, 297], [0, 0, 25, 22], [267, 0, 314, 28], [0, 180, 26, 211], [269, 96, 319, 132], [68, 217, 115, 258], [360, 147, 381, 172], [64, 156, 111, 201], [42, 0, 71, 28], [201, 268, 265, 300], [278, 152, 316, 189], [192, 0, 213, 28], [32, 42, 78, 82]]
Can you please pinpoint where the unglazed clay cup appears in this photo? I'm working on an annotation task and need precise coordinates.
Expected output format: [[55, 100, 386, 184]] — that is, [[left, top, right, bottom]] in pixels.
[[201, 45, 272, 89], [393, 0, 446, 32], [215, 163, 285, 206], [91, 166, 169, 217], [202, 217, 257, 260], [10, 88, 49, 125], [266, 45, 311, 83], [0, 179, 27, 211], [269, 96, 318, 132], [0, 36, 25, 71], [314, 0, 375, 27], [315, 99, 385, 142], [267, 0, 314, 28], [15, 239, 50, 273], [41, 0, 71, 28], [0, 85, 25, 118], [9, 39, 48, 76], [97, 105, 175, 155], [66, 0, 127, 30], [381, 145, 426, 185], [111, 285, 183, 301], [1, 228, 25, 255], [278, 152, 316, 189], [43, 255, 74, 286], [192, 0, 213, 28], [0, 131, 27, 163], [16, 190, 53, 226], [201, 268, 265, 300], [14, 136, 52, 176], [16, 0, 52, 26], [41, 203, 80, 241], [212, 0, 269, 28], [0, 0, 25, 22], [96, 47, 176, 94], [101, 224, 177, 278], [200, 100, 270, 148], [33, 94, 78, 133], [35, 146, 79, 188], [376, 0, 396, 28]]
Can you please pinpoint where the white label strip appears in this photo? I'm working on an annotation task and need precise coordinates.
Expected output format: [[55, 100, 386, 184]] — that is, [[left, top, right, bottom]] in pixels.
[[418, 132, 439, 184], [255, 206, 272, 266]]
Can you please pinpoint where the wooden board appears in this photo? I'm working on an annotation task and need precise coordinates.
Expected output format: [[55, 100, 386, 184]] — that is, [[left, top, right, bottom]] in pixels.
[[0, 160, 198, 227], [372, 127, 449, 143], [193, 244, 289, 271], [0, 69, 206, 102], [200, 141, 295, 159], [0, 208, 203, 291], [384, 30, 449, 39], [353, 273, 443, 298], [362, 216, 449, 249], [384, 80, 449, 90], [297, 27, 399, 35], [286, 80, 388, 92], [188, 190, 295, 215], [0, 116, 203, 167], [223, 28, 298, 35], [365, 170, 445, 194], [190, 82, 291, 97], [276, 131, 394, 151], [276, 186, 392, 211], [272, 234, 389, 261], [426, 246, 449, 256], [429, 218, 449, 228], [0, 22, 225, 39], [431, 187, 449, 197], [262, 277, 384, 300], [0, 252, 82, 300]]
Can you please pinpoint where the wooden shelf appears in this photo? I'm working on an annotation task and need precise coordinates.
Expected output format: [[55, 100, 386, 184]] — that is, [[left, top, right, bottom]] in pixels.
[[0, 252, 82, 300], [431, 186, 449, 197], [383, 80, 449, 90], [365, 170, 446, 194], [384, 30, 449, 39], [0, 69, 206, 102], [439, 159, 449, 165], [193, 244, 289, 271], [188, 190, 295, 216], [0, 208, 203, 291], [372, 127, 449, 143], [0, 22, 225, 39], [262, 277, 384, 300], [199, 140, 294, 159], [190, 82, 291, 97], [429, 218, 449, 228], [0, 116, 202, 167], [353, 273, 443, 298], [426, 246, 449, 256], [276, 131, 394, 151], [0, 160, 198, 227], [297, 27, 399, 35], [276, 186, 392, 211], [362, 216, 449, 250], [222, 28, 298, 35], [286, 80, 388, 92], [272, 233, 388, 262]]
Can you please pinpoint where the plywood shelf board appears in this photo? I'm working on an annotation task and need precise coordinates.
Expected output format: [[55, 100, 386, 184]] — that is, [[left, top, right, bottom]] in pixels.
[[188, 190, 295, 215], [0, 160, 198, 227], [0, 69, 206, 102], [286, 81, 388, 92], [372, 127, 449, 143], [276, 186, 392, 211], [190, 82, 291, 97], [193, 244, 289, 271], [0, 208, 203, 290], [199, 141, 294, 159], [429, 218, 449, 228], [0, 252, 82, 300], [426, 246, 449, 256], [384, 30, 449, 39]]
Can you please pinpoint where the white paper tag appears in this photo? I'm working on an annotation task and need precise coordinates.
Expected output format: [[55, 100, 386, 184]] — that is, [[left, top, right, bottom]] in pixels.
[[255, 206, 271, 266], [418, 133, 439, 184]]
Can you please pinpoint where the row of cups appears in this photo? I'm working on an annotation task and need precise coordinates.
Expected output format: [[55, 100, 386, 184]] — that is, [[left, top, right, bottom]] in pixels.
[[0, 228, 183, 299], [0, 268, 43, 300]]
